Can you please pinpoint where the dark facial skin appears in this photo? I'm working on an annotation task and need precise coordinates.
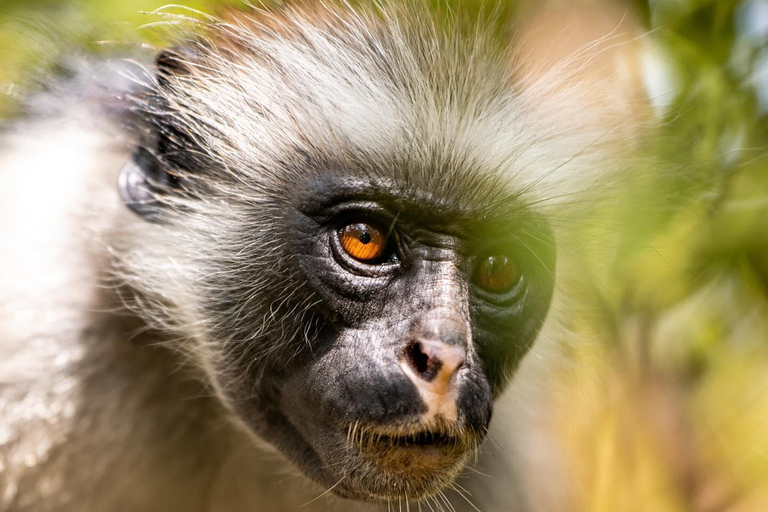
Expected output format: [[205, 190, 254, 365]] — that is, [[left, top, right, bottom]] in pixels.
[[195, 167, 557, 502]]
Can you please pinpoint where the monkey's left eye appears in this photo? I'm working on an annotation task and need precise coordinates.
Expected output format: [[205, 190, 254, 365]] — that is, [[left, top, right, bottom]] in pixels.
[[339, 223, 389, 263], [475, 255, 520, 293]]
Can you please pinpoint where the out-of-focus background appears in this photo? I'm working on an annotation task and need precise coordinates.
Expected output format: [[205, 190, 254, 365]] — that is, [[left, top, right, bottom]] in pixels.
[[1, 0, 767, 510]]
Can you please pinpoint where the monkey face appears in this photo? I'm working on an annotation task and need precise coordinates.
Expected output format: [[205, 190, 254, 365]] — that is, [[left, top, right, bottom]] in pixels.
[[190, 170, 557, 502], [118, 4, 564, 502], [123, 143, 556, 501]]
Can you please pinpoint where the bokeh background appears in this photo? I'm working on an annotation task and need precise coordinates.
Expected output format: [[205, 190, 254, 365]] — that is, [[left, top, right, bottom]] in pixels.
[[1, 0, 767, 510]]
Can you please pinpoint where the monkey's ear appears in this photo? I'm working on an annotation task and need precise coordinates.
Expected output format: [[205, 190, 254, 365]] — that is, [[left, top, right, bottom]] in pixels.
[[155, 45, 200, 85], [118, 147, 170, 222], [120, 45, 202, 222]]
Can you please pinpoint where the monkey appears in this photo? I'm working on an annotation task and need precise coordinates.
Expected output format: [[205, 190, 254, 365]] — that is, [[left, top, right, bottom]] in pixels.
[[0, 1, 646, 511]]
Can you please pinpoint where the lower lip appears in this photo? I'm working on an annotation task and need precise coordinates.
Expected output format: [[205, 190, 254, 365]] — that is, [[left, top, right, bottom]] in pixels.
[[355, 435, 466, 469], [338, 440, 469, 502]]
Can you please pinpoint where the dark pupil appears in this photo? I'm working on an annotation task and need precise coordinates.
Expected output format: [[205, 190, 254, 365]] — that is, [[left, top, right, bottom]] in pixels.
[[487, 256, 505, 275], [358, 231, 372, 244]]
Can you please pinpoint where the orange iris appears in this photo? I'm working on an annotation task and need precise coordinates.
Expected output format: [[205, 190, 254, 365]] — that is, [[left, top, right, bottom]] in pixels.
[[340, 223, 387, 262], [476, 255, 519, 292]]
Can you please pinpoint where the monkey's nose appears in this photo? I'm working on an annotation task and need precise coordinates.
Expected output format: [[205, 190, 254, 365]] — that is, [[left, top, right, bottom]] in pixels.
[[404, 339, 466, 395], [400, 310, 470, 423]]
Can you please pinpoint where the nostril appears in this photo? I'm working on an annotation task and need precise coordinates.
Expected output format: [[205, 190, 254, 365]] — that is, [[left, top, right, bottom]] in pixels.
[[404, 339, 465, 387], [407, 341, 443, 381]]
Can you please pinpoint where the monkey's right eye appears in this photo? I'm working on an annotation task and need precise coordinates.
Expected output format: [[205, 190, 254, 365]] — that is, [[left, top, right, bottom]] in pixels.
[[339, 223, 388, 262]]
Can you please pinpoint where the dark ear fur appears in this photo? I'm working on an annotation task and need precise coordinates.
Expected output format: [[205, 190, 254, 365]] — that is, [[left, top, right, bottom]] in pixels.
[[155, 45, 199, 86], [118, 146, 167, 221], [119, 45, 205, 221]]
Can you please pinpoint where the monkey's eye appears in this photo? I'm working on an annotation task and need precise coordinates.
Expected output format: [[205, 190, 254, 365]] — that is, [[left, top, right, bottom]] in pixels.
[[475, 255, 520, 293], [339, 223, 388, 262]]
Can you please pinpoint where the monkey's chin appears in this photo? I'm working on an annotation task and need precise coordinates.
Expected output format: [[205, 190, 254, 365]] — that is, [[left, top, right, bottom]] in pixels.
[[329, 426, 478, 502]]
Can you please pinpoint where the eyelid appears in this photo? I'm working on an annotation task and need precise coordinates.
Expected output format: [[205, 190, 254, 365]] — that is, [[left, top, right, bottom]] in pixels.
[[472, 274, 527, 306], [321, 201, 393, 224]]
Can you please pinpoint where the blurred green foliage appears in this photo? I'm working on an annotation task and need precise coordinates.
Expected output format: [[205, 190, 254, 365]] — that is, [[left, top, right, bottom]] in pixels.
[[0, 0, 239, 114]]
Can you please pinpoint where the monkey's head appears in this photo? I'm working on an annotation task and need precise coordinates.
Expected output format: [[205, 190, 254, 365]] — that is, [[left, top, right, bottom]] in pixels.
[[110, 1, 627, 502]]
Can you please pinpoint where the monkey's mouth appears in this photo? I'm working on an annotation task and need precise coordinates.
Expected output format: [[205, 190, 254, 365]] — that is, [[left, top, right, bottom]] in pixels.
[[356, 428, 460, 449], [347, 420, 480, 462], [329, 423, 477, 502]]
